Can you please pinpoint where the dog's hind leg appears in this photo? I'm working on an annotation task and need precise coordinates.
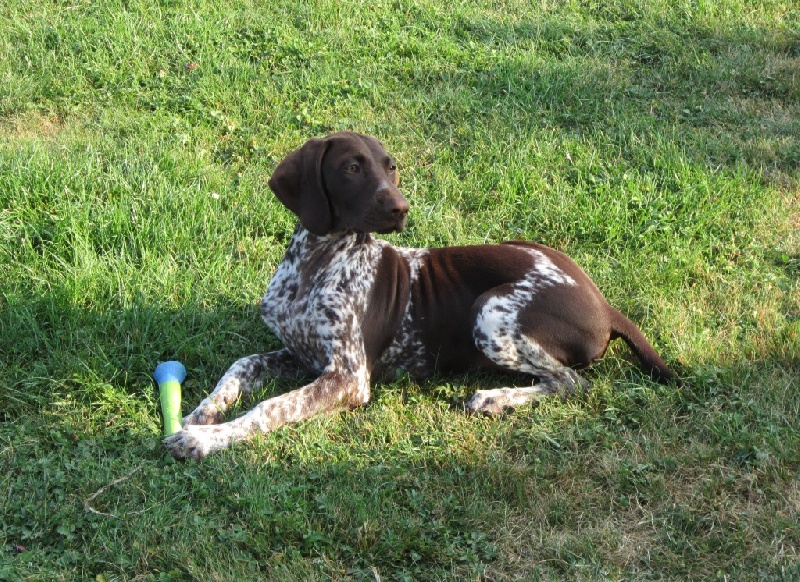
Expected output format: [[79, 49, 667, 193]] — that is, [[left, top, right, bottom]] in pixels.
[[182, 348, 308, 426], [466, 287, 589, 415]]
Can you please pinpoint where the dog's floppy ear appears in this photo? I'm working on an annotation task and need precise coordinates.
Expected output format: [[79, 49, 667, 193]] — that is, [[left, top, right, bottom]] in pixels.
[[268, 137, 332, 236]]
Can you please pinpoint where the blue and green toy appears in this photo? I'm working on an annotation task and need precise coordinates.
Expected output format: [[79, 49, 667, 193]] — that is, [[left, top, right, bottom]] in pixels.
[[153, 361, 186, 436]]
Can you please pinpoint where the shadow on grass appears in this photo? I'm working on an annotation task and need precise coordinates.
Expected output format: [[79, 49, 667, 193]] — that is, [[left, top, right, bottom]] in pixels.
[[1, 276, 798, 579], [3, 360, 798, 580], [0, 287, 276, 421]]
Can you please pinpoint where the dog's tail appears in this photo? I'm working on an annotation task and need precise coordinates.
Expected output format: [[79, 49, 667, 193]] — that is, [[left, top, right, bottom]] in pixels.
[[609, 307, 680, 385]]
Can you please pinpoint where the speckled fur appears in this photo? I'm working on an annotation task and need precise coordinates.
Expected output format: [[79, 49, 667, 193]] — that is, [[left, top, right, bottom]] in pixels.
[[468, 246, 589, 412], [164, 228, 380, 459]]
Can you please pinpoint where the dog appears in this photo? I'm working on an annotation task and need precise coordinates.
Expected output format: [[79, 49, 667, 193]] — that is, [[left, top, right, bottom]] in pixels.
[[163, 131, 678, 459]]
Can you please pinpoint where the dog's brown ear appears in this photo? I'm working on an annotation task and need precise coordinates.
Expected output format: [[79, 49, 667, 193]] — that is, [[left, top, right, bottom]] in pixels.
[[268, 137, 332, 236]]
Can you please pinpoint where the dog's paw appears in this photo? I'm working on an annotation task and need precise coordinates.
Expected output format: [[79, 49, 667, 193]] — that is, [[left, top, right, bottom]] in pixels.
[[466, 388, 521, 415], [163, 425, 223, 460], [466, 386, 554, 415]]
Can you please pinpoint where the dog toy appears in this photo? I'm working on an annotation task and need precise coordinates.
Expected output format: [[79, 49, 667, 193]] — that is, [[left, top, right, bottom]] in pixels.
[[153, 361, 186, 436]]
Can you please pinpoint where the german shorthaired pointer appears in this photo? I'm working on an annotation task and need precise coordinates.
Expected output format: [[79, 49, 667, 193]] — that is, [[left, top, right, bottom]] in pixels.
[[164, 131, 678, 459]]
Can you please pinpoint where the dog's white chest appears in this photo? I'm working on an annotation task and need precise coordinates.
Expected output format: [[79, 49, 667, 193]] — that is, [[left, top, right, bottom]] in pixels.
[[260, 230, 382, 372]]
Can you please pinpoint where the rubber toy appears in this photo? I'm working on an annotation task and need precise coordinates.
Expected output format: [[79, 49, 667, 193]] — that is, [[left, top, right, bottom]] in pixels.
[[153, 361, 186, 436]]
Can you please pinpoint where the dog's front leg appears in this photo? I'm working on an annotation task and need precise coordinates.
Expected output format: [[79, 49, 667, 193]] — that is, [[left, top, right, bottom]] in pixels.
[[182, 348, 307, 427], [163, 369, 369, 460]]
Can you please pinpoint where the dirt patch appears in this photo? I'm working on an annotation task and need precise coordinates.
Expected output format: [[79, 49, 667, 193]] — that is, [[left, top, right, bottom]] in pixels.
[[0, 111, 65, 141]]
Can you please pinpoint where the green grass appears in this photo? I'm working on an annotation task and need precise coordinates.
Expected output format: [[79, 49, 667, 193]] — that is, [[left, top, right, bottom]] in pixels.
[[1, 0, 798, 579]]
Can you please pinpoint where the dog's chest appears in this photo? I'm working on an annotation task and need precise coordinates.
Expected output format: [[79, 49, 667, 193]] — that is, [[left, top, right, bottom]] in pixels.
[[260, 230, 382, 371]]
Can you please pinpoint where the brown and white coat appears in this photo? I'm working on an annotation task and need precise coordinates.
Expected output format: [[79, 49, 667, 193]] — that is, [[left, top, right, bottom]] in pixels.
[[164, 132, 678, 460]]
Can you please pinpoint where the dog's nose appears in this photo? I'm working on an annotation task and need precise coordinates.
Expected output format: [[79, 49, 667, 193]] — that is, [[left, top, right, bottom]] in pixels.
[[385, 195, 410, 218]]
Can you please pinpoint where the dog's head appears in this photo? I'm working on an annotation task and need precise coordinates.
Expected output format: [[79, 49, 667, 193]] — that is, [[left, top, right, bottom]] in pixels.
[[268, 132, 409, 236]]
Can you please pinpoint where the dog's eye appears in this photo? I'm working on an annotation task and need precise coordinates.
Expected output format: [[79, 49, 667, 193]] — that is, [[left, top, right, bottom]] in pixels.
[[388, 163, 397, 173], [346, 164, 360, 174]]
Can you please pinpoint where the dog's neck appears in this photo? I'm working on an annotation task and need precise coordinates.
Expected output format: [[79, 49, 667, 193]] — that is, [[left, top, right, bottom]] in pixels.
[[276, 225, 385, 300], [290, 224, 373, 251]]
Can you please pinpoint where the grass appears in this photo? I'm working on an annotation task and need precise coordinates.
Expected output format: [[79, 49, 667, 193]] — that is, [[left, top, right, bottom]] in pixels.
[[1, 0, 798, 579]]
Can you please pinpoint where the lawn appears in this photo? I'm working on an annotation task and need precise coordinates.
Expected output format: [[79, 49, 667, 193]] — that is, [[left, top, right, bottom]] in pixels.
[[1, 0, 798, 579]]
